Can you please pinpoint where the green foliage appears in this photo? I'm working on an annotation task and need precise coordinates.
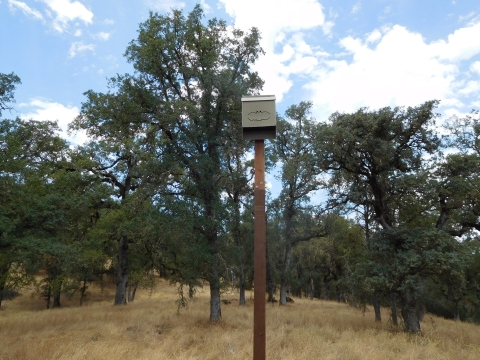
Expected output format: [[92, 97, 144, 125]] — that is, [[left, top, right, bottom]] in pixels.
[[367, 228, 464, 292], [314, 101, 478, 331], [275, 101, 323, 208], [0, 72, 21, 117], [271, 101, 326, 304], [0, 118, 71, 306], [434, 152, 480, 236], [290, 215, 366, 301], [444, 110, 480, 155], [317, 101, 441, 230], [0, 116, 116, 307], [113, 4, 264, 318]]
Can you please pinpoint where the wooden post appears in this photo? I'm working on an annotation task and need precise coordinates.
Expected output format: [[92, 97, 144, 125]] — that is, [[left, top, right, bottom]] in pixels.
[[254, 139, 266, 360], [242, 94, 275, 360]]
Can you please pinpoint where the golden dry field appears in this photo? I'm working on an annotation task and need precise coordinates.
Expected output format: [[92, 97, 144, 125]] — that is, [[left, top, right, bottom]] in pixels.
[[1, 279, 480, 360]]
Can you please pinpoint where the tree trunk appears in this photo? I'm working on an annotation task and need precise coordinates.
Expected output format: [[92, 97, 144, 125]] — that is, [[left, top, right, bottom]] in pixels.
[[128, 284, 137, 302], [390, 293, 398, 327], [324, 279, 330, 300], [239, 268, 246, 305], [454, 302, 461, 321], [418, 304, 425, 322], [418, 278, 425, 321], [400, 291, 420, 333], [53, 290, 61, 308], [279, 282, 287, 305], [0, 279, 7, 309], [267, 284, 275, 303], [336, 288, 342, 302], [114, 236, 128, 305], [79, 279, 87, 306], [280, 205, 295, 306], [45, 286, 51, 309], [230, 269, 236, 292], [279, 250, 292, 305], [204, 187, 222, 321], [209, 281, 221, 321], [310, 275, 315, 300], [266, 242, 275, 302], [292, 286, 299, 298], [373, 292, 381, 322], [0, 263, 10, 308], [207, 228, 222, 320]]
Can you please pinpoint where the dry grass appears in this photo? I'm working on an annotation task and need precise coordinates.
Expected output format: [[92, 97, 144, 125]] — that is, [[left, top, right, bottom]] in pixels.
[[1, 280, 480, 360]]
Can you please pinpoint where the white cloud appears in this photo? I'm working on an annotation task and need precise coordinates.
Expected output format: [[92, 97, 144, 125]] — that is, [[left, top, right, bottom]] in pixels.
[[102, 54, 117, 62], [431, 21, 480, 61], [366, 29, 382, 43], [471, 61, 480, 74], [221, 0, 324, 46], [19, 98, 86, 144], [200, 0, 211, 13], [94, 32, 111, 41], [306, 24, 475, 119], [458, 80, 480, 95], [68, 41, 95, 58], [322, 21, 335, 37], [220, 0, 326, 102], [468, 14, 480, 26], [74, 29, 82, 36], [351, 3, 361, 14], [8, 0, 44, 20], [470, 100, 480, 108], [144, 0, 185, 12], [103, 18, 114, 25], [41, 0, 93, 33], [279, 33, 319, 75], [458, 11, 480, 25]]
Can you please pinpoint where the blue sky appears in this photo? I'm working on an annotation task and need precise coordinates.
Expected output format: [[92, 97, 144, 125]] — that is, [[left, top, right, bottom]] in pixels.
[[2, 0, 480, 197]]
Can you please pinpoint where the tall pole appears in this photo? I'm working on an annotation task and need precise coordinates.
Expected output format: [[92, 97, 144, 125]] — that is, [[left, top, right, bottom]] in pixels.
[[254, 139, 266, 360], [242, 94, 275, 360]]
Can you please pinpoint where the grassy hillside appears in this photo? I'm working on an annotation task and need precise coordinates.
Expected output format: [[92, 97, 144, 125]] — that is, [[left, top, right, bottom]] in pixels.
[[1, 280, 480, 359]]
